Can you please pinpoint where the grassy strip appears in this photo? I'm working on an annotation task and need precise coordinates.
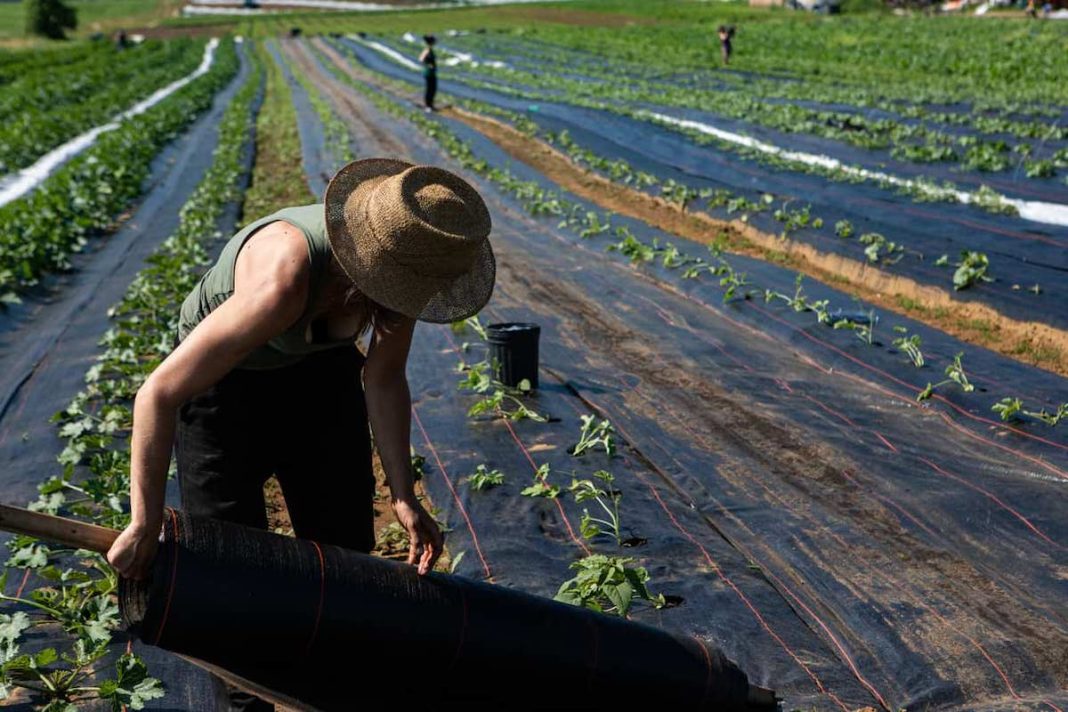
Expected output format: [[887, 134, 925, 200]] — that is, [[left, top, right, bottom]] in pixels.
[[241, 39, 316, 222], [273, 39, 354, 167], [0, 38, 238, 305], [0, 42, 263, 710]]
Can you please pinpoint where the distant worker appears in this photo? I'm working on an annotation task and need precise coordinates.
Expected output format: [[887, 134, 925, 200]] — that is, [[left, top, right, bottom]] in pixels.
[[1026, 0, 1037, 16], [718, 25, 735, 66], [420, 33, 438, 112], [115, 28, 129, 50]]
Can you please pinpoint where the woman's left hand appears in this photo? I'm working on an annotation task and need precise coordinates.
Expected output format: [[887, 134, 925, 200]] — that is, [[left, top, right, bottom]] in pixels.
[[393, 497, 443, 575]]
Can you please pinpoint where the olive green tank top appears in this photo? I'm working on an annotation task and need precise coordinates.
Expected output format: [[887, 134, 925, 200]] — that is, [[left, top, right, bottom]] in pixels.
[[177, 204, 352, 370]]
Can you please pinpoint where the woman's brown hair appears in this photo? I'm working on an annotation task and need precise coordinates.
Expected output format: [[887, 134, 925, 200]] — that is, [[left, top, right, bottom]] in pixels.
[[331, 259, 404, 339]]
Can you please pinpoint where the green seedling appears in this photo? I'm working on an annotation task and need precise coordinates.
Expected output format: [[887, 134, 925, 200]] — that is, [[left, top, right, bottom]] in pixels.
[[858, 232, 904, 264], [952, 251, 993, 290], [607, 228, 655, 264], [464, 465, 505, 491], [554, 555, 666, 617], [834, 219, 854, 238], [520, 463, 560, 498], [833, 309, 878, 346], [570, 415, 616, 457], [569, 470, 623, 547], [410, 449, 428, 482], [991, 397, 1022, 422], [891, 327, 924, 367], [450, 315, 487, 340], [992, 398, 1068, 426], [459, 361, 547, 422], [917, 352, 974, 401]]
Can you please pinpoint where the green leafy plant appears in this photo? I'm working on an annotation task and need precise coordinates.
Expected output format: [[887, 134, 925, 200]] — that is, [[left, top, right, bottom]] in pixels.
[[0, 48, 259, 708], [952, 251, 992, 291], [410, 449, 427, 482], [891, 327, 924, 367], [917, 352, 974, 401], [858, 232, 904, 264], [520, 463, 561, 499], [568, 470, 623, 547], [464, 464, 505, 491], [458, 360, 547, 423], [833, 309, 878, 346], [554, 555, 665, 617], [834, 219, 854, 238], [570, 415, 616, 457], [992, 398, 1067, 426]]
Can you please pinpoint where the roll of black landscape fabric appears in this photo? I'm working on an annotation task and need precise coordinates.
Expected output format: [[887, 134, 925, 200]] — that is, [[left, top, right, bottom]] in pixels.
[[120, 510, 771, 711]]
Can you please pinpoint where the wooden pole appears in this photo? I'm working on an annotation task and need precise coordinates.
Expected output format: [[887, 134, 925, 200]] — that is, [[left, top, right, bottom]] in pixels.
[[0, 503, 118, 554]]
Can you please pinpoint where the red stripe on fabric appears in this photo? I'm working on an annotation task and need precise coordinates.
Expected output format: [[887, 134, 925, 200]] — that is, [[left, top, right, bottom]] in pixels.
[[813, 500, 1030, 704], [640, 476, 850, 711], [412, 404, 493, 581], [152, 508, 181, 646], [873, 432, 898, 453], [935, 411, 1068, 481], [304, 540, 326, 654], [802, 393, 857, 427], [840, 470, 941, 540], [746, 300, 1068, 458], [693, 635, 714, 709], [594, 399, 871, 710], [500, 416, 591, 555], [918, 456, 1059, 548], [13, 568, 30, 598]]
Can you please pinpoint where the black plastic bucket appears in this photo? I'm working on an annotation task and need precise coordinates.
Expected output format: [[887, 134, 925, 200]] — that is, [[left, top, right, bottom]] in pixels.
[[486, 322, 540, 389]]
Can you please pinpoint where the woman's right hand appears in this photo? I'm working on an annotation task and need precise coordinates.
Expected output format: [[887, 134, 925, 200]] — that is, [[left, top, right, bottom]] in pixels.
[[107, 522, 160, 580]]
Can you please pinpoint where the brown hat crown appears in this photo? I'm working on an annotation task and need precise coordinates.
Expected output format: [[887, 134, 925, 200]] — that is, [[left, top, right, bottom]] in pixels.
[[325, 158, 495, 323]]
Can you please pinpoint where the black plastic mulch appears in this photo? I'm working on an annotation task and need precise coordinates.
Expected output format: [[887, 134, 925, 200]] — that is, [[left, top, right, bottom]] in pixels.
[[340, 36, 1068, 334], [277, 41, 1068, 711], [0, 43, 261, 712]]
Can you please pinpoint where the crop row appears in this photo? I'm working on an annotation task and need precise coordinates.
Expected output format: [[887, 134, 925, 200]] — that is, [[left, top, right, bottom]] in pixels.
[[510, 14, 1068, 108], [0, 44, 263, 709], [0, 39, 238, 306], [273, 40, 354, 166], [343, 38, 1019, 309], [457, 30, 1064, 129], [412, 33, 1068, 177], [0, 40, 210, 176], [0, 42, 101, 86], [320, 38, 1065, 430], [356, 35, 1059, 216]]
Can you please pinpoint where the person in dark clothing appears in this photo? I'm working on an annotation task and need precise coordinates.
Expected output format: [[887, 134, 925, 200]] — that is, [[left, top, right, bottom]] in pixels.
[[420, 34, 438, 111], [718, 25, 735, 66]]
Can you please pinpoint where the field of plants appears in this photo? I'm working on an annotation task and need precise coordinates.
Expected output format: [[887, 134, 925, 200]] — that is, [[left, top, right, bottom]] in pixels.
[[1, 1, 1067, 710]]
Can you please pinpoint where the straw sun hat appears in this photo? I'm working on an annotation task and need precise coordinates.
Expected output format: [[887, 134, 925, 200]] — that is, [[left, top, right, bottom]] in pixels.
[[324, 158, 494, 323]]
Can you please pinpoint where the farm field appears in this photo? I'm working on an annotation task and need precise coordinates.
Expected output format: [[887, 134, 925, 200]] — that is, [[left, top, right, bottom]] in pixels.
[[1, 1, 1067, 711]]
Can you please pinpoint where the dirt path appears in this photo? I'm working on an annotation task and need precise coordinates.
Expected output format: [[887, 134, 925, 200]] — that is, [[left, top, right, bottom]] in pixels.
[[441, 106, 1068, 379], [285, 38, 412, 160]]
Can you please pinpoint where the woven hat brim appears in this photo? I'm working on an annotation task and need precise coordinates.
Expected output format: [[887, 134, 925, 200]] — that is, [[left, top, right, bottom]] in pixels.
[[324, 158, 496, 322]]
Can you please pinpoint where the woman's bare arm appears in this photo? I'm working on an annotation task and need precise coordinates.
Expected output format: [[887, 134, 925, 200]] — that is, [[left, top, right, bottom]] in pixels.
[[364, 316, 442, 574], [108, 223, 310, 579]]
